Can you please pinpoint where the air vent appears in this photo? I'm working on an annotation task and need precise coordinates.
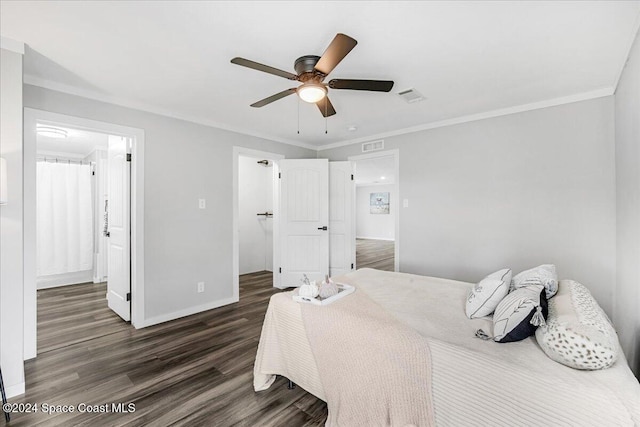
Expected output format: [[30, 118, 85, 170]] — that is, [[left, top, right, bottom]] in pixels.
[[362, 140, 384, 153], [397, 88, 425, 104]]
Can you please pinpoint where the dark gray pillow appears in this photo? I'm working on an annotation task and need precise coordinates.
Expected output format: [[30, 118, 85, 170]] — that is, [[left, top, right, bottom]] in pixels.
[[493, 285, 548, 343]]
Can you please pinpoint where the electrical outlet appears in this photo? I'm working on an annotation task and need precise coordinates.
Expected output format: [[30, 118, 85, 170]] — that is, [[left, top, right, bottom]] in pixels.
[[197, 282, 205, 293], [198, 199, 206, 209], [403, 199, 409, 208]]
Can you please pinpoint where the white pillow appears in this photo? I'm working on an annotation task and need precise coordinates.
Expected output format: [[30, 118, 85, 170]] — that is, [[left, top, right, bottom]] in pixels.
[[465, 268, 511, 319], [512, 264, 558, 299], [492, 285, 547, 343], [535, 280, 618, 370]]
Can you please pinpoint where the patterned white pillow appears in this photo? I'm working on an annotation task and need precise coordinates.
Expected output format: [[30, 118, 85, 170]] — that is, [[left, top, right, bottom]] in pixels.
[[535, 280, 618, 370], [465, 268, 511, 319], [492, 285, 547, 343], [512, 264, 558, 299]]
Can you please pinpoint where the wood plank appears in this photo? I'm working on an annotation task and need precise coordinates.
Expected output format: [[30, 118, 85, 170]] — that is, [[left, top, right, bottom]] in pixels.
[[8, 237, 395, 425]]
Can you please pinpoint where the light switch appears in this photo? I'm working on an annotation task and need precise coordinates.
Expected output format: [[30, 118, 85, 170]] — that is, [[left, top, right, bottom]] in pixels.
[[199, 199, 206, 209], [403, 199, 409, 208]]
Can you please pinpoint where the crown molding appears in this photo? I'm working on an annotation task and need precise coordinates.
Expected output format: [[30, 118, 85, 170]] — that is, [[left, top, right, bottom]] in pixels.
[[0, 36, 25, 54], [613, 12, 640, 92], [316, 87, 614, 151], [25, 75, 615, 154], [23, 75, 319, 151]]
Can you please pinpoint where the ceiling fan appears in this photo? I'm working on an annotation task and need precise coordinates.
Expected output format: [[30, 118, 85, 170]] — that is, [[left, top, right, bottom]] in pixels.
[[231, 33, 394, 117]]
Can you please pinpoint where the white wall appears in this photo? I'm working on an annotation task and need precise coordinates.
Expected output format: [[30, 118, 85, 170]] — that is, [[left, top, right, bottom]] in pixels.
[[23, 85, 316, 325], [614, 29, 640, 377], [0, 47, 25, 397], [319, 97, 616, 317], [356, 184, 395, 240], [238, 156, 273, 274]]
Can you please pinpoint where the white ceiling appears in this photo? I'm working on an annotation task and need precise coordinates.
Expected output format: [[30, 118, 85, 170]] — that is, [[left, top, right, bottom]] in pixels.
[[37, 125, 108, 158], [2, 1, 639, 149], [355, 156, 395, 186]]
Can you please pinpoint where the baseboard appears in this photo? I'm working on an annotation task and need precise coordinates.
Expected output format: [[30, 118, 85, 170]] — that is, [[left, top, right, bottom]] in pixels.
[[37, 270, 93, 289], [136, 296, 239, 329], [6, 381, 25, 399], [356, 236, 395, 241]]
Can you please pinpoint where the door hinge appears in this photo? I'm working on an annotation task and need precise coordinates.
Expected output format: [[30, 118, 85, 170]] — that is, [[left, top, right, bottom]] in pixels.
[[126, 292, 131, 301], [279, 267, 282, 273], [126, 153, 132, 162], [278, 172, 281, 179], [351, 174, 354, 180], [351, 263, 354, 269]]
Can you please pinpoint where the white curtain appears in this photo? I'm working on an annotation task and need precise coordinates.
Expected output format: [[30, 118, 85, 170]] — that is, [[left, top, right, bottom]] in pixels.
[[37, 162, 93, 276]]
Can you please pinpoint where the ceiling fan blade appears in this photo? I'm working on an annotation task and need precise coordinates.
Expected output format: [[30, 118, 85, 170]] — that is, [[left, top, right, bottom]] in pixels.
[[250, 88, 297, 108], [316, 96, 337, 117], [328, 79, 394, 92], [231, 57, 298, 80], [314, 33, 358, 76]]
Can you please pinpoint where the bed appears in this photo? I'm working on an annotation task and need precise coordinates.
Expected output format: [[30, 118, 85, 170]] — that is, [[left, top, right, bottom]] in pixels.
[[254, 268, 640, 426]]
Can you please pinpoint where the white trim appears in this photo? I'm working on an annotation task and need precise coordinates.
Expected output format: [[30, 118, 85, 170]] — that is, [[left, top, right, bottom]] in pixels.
[[23, 75, 317, 151], [318, 88, 614, 151], [37, 270, 93, 289], [613, 14, 640, 91], [232, 147, 284, 296], [356, 236, 395, 242], [23, 109, 146, 359], [136, 297, 238, 328], [5, 381, 26, 399], [349, 149, 400, 272], [0, 36, 25, 55]]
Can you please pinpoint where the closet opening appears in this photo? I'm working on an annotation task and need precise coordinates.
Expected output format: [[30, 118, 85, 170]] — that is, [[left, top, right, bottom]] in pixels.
[[232, 147, 283, 300]]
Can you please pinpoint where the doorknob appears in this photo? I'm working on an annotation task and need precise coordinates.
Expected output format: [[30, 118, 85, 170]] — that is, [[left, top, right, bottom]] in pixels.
[[317, 226, 328, 231]]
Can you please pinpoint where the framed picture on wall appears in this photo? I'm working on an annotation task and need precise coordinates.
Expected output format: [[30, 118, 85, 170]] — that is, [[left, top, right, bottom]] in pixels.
[[370, 192, 390, 214]]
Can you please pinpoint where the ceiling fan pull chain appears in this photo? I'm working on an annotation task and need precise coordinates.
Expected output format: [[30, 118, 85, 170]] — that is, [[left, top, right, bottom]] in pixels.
[[325, 101, 328, 134], [297, 97, 300, 135]]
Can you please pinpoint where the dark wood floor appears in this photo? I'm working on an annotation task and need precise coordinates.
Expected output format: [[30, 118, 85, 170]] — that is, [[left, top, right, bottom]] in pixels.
[[7, 241, 393, 426], [8, 273, 327, 426], [356, 238, 395, 271]]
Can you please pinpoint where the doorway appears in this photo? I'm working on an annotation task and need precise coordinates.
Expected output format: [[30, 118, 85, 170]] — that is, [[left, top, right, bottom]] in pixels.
[[238, 155, 275, 274], [232, 147, 283, 299], [23, 108, 144, 360], [349, 150, 399, 272], [35, 125, 109, 290]]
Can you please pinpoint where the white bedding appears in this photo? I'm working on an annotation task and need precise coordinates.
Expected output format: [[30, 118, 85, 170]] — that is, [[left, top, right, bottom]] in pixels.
[[254, 268, 640, 426]]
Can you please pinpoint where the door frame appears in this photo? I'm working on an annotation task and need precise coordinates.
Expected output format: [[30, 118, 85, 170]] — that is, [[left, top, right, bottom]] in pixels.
[[348, 149, 400, 272], [23, 108, 145, 359], [232, 146, 283, 297]]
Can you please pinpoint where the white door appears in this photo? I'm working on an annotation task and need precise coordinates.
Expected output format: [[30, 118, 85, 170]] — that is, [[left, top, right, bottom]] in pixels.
[[329, 162, 356, 277], [107, 135, 131, 321], [278, 159, 329, 287]]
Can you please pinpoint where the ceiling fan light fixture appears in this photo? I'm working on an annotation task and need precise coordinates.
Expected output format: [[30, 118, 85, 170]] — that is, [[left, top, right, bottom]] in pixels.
[[297, 83, 327, 103]]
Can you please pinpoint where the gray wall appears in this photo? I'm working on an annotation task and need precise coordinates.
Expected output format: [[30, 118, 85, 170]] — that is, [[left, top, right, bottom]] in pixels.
[[614, 28, 640, 377], [356, 184, 395, 240], [23, 85, 316, 323], [0, 48, 25, 397], [319, 97, 617, 317]]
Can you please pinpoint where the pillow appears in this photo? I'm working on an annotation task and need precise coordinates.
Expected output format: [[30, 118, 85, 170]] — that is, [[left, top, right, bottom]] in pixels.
[[465, 268, 512, 319], [535, 280, 618, 370], [512, 264, 558, 299], [492, 285, 548, 343]]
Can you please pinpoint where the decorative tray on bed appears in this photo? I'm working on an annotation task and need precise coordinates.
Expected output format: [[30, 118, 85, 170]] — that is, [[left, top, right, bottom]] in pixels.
[[292, 283, 355, 306]]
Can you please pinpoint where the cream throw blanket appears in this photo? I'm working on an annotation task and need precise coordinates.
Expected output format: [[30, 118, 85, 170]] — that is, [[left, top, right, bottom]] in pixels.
[[299, 287, 435, 427]]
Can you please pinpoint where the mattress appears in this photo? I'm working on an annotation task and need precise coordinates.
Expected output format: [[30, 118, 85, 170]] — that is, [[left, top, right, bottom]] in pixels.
[[254, 268, 640, 426]]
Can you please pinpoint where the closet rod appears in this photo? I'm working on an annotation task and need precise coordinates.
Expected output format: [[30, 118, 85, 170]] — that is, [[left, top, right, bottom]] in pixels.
[[36, 157, 93, 165]]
